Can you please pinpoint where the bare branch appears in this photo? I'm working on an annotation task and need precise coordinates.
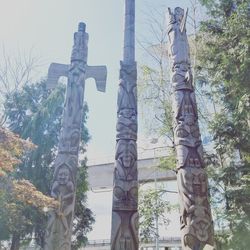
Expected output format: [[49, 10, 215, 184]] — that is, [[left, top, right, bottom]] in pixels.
[[0, 46, 41, 96]]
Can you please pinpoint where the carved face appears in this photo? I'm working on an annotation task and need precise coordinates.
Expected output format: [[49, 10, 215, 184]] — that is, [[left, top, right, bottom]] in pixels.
[[184, 113, 195, 126], [174, 7, 184, 22], [192, 171, 207, 196], [122, 151, 133, 168], [180, 168, 207, 196], [58, 165, 70, 185], [120, 108, 136, 119], [116, 140, 136, 168]]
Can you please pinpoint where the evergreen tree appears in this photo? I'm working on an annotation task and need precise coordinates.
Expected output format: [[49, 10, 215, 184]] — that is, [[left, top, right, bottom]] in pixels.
[[197, 1, 250, 248]]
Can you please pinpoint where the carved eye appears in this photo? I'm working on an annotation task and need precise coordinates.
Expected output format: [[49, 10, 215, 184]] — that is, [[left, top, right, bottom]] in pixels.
[[191, 126, 200, 138], [199, 173, 206, 181], [129, 187, 138, 200], [114, 187, 125, 200], [185, 172, 193, 181]]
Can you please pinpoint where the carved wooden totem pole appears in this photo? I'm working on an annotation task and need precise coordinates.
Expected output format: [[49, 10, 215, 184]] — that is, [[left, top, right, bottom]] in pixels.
[[167, 7, 214, 250], [44, 23, 107, 250], [111, 0, 139, 249]]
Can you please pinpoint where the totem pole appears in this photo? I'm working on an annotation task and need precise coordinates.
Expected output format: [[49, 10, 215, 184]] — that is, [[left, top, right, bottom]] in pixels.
[[167, 7, 214, 250], [111, 0, 139, 249], [44, 23, 107, 250]]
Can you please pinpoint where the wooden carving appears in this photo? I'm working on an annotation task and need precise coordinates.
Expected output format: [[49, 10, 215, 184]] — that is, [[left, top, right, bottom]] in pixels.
[[111, 0, 139, 249], [167, 7, 214, 250], [44, 23, 107, 250]]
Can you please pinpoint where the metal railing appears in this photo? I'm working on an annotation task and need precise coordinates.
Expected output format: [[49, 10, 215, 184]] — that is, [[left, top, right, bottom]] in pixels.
[[86, 237, 181, 247], [86, 239, 110, 246]]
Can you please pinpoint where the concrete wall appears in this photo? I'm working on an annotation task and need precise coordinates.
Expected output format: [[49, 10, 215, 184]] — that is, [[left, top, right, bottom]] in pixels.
[[87, 157, 176, 189]]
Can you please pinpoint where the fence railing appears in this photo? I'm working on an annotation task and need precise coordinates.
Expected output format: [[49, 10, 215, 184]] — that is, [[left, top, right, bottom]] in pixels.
[[86, 237, 181, 247]]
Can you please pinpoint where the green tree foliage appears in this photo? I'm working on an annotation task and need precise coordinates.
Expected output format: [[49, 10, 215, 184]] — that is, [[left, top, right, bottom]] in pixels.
[[139, 188, 171, 243], [72, 165, 94, 250], [197, 0, 250, 248], [3, 80, 94, 249]]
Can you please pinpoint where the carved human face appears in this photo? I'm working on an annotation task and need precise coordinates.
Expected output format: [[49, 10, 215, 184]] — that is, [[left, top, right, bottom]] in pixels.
[[116, 140, 136, 168], [58, 166, 70, 185], [180, 168, 207, 195], [120, 108, 136, 119], [174, 7, 184, 22], [192, 171, 207, 196], [184, 113, 195, 126], [122, 150, 133, 168]]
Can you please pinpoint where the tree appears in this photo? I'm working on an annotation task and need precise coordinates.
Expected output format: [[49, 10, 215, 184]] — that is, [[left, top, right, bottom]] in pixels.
[[3, 79, 94, 249], [72, 165, 94, 249], [0, 48, 41, 124], [196, 0, 250, 248], [0, 127, 59, 250], [0, 126, 34, 177], [137, 6, 173, 143], [139, 188, 172, 243]]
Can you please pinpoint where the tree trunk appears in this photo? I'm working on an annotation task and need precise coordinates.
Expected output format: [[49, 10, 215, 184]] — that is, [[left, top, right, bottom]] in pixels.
[[10, 233, 20, 250]]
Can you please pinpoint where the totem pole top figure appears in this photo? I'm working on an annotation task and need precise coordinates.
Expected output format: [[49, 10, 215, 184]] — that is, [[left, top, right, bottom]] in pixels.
[[167, 7, 190, 66], [167, 7, 193, 92], [47, 23, 106, 93]]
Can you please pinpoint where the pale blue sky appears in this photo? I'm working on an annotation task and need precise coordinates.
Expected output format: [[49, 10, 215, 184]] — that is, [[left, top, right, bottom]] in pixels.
[[0, 0, 200, 240]]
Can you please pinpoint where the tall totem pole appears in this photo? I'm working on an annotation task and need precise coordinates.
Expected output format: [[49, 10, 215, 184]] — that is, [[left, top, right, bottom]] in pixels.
[[44, 23, 107, 250], [111, 0, 139, 249], [167, 7, 214, 250]]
